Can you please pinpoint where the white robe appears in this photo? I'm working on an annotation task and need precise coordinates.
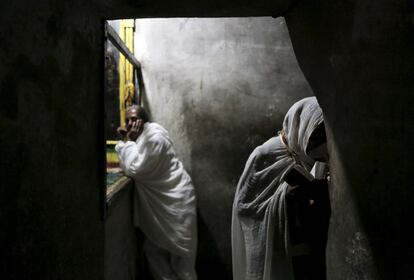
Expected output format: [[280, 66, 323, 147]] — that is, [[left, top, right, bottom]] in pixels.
[[232, 97, 325, 280], [115, 122, 197, 275]]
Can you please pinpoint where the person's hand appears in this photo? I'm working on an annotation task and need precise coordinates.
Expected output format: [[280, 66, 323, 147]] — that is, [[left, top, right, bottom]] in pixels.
[[287, 184, 299, 194], [126, 119, 143, 141], [116, 126, 128, 141]]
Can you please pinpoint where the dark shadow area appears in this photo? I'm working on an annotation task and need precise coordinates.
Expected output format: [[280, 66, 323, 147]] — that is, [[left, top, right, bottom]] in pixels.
[[135, 229, 155, 280], [195, 212, 232, 280]]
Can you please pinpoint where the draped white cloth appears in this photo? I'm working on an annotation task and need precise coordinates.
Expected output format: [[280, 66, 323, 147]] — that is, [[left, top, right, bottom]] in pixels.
[[232, 97, 324, 280], [116, 122, 197, 279]]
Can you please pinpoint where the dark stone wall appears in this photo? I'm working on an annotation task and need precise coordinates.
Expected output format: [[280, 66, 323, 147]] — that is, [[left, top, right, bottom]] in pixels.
[[105, 182, 141, 280], [0, 1, 105, 279], [285, 0, 414, 279], [0, 0, 413, 279]]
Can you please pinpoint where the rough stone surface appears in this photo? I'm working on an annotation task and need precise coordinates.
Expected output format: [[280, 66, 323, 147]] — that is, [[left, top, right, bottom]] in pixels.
[[105, 182, 142, 280], [0, 1, 104, 279], [285, 0, 414, 278]]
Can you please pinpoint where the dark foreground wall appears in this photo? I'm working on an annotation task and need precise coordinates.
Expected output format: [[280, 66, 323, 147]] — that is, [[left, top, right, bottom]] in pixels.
[[0, 0, 413, 279], [0, 1, 105, 279], [133, 17, 313, 277], [285, 1, 414, 279]]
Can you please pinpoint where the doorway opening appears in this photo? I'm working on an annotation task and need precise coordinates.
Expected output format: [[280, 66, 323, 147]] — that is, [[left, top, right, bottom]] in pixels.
[[103, 17, 318, 280]]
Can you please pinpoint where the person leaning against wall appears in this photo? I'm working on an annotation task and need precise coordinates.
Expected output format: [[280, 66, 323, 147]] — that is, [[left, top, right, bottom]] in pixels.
[[232, 97, 331, 280], [115, 105, 198, 280]]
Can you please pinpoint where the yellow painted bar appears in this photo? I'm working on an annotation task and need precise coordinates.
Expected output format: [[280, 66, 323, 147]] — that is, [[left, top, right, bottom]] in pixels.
[[107, 20, 135, 168], [106, 152, 119, 163], [118, 19, 135, 127]]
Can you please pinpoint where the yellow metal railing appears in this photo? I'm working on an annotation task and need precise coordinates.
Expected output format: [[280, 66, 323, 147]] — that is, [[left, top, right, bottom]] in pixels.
[[119, 19, 135, 128], [106, 19, 136, 168]]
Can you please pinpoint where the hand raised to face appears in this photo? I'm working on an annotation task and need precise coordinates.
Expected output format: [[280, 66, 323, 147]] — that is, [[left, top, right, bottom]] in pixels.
[[116, 126, 128, 141], [126, 119, 143, 141]]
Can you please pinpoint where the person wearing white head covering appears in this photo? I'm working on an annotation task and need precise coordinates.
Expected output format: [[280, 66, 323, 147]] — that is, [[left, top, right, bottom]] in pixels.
[[115, 105, 198, 280], [280, 96, 328, 165], [231, 97, 329, 280]]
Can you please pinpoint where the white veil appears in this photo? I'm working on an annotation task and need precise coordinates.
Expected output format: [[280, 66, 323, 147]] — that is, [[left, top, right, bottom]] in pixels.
[[231, 97, 324, 280]]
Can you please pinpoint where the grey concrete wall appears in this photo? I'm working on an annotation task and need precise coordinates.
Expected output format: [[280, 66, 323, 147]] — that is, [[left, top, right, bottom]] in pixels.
[[134, 17, 314, 277], [105, 182, 140, 280]]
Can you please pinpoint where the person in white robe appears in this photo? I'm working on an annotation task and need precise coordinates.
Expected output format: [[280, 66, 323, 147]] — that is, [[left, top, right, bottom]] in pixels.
[[115, 105, 198, 280], [232, 96, 329, 280]]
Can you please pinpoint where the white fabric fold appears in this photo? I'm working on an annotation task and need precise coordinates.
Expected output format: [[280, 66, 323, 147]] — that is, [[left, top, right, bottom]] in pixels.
[[115, 122, 197, 260], [232, 97, 324, 280]]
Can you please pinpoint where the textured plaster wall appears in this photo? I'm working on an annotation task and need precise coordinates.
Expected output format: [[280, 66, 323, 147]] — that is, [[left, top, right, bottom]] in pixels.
[[105, 183, 141, 280], [0, 1, 105, 279], [285, 0, 414, 279], [134, 17, 313, 277]]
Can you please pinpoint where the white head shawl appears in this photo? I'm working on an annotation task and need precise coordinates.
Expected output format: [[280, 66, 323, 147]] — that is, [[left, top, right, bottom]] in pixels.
[[281, 96, 325, 165], [232, 96, 325, 280]]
